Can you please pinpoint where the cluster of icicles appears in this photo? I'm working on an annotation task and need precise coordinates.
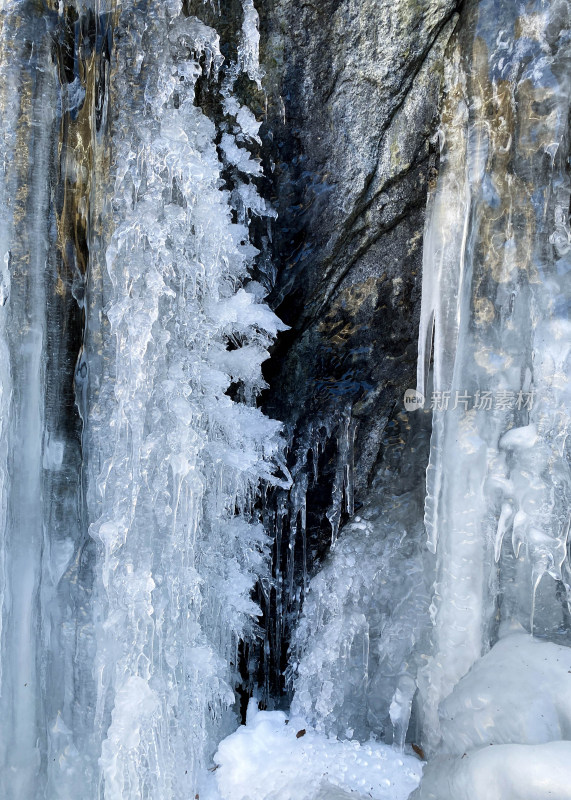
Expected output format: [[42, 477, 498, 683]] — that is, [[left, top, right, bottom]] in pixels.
[[0, 0, 292, 797]]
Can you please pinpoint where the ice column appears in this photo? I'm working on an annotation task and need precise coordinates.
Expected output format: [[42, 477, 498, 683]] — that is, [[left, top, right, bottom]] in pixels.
[[0, 4, 60, 797], [417, 0, 571, 751], [84, 2, 286, 797]]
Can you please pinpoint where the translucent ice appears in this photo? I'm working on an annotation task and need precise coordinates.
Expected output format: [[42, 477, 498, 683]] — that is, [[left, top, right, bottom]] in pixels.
[[80, 0, 284, 796], [416, 0, 571, 751], [291, 414, 432, 745]]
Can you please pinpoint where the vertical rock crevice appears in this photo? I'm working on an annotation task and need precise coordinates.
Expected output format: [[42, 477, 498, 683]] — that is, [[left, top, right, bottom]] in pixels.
[[254, 0, 460, 703]]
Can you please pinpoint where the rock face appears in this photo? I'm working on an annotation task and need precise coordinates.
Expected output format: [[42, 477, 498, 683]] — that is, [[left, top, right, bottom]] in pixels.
[[177, 0, 462, 702], [254, 0, 459, 693], [260, 0, 458, 489]]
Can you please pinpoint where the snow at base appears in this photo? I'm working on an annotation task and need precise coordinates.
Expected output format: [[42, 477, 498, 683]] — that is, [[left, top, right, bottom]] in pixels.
[[438, 629, 571, 753], [201, 702, 423, 800], [410, 742, 571, 800], [410, 631, 571, 800]]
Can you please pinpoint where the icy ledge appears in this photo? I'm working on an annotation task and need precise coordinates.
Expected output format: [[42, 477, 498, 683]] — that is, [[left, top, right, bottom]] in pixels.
[[201, 701, 423, 800]]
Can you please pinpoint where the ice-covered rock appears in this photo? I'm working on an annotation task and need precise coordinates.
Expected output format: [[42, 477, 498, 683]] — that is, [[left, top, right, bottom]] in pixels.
[[416, 0, 571, 751], [290, 413, 433, 744], [439, 632, 571, 754], [79, 0, 285, 796]]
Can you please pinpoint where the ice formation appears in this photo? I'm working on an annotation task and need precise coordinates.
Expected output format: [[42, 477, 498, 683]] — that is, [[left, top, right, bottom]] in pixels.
[[290, 0, 571, 796], [0, 0, 569, 798], [290, 411, 433, 745], [85, 2, 289, 796], [0, 6, 61, 798], [415, 0, 571, 752], [0, 0, 287, 797]]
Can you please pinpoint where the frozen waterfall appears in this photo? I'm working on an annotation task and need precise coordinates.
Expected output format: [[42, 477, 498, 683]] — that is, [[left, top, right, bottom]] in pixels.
[[0, 0, 570, 799], [0, 0, 288, 796], [290, 0, 571, 798], [415, 0, 571, 754]]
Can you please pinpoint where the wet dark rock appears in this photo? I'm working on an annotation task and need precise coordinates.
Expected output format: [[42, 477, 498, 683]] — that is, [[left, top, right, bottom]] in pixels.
[[260, 0, 458, 494], [250, 0, 460, 698]]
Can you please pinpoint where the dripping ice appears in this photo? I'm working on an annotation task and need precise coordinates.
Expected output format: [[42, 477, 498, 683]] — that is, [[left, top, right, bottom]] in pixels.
[[86, 2, 291, 797], [0, 0, 569, 799], [285, 3, 571, 800], [0, 0, 289, 796]]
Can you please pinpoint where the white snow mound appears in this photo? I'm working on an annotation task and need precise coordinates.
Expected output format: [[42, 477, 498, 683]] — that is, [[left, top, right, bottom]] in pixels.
[[440, 631, 571, 753], [410, 741, 571, 800], [210, 702, 423, 800]]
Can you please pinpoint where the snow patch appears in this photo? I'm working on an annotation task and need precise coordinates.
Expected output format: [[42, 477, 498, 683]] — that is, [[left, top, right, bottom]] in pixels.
[[208, 702, 423, 800]]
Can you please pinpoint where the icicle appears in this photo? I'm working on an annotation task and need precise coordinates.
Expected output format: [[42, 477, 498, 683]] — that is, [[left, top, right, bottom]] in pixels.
[[389, 675, 416, 752], [326, 407, 355, 545], [0, 4, 59, 795], [238, 0, 263, 89]]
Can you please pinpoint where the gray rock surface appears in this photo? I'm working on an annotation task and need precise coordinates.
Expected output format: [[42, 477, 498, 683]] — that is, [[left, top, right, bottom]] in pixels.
[[251, 0, 459, 695], [183, 0, 462, 704], [260, 0, 458, 494]]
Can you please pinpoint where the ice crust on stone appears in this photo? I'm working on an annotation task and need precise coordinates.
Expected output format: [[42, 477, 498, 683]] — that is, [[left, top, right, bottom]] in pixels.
[[288, 3, 571, 797], [290, 506, 430, 745], [290, 414, 433, 746], [0, 0, 570, 797], [258, 405, 368, 699]]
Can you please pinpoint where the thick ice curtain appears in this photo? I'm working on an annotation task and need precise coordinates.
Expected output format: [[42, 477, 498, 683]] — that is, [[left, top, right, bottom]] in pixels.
[[0, 0, 285, 797], [83, 1, 286, 798], [417, 0, 571, 750], [0, 3, 63, 797]]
